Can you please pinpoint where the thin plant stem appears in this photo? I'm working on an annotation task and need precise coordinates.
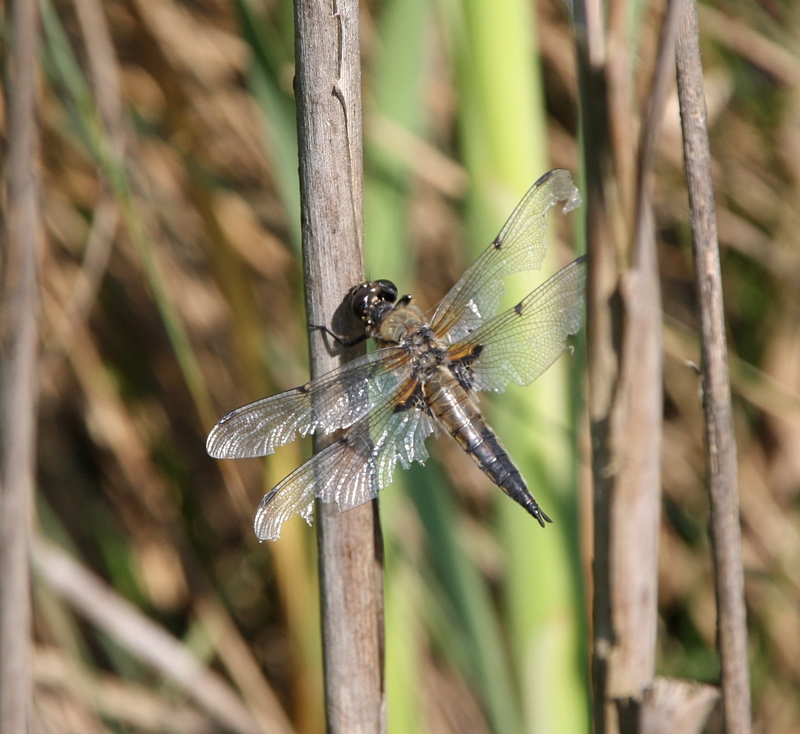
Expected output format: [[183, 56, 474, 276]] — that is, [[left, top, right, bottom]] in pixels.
[[676, 4, 752, 733], [1, 0, 41, 730], [293, 0, 386, 730]]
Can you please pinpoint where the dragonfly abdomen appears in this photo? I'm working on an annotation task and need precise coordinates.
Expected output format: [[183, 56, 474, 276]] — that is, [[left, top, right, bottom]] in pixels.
[[425, 371, 552, 527], [466, 424, 552, 527]]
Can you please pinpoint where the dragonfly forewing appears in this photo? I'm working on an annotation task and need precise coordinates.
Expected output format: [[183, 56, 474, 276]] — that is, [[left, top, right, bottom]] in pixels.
[[432, 169, 581, 343]]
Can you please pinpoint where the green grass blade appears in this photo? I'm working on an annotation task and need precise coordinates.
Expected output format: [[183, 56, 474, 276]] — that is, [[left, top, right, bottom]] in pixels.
[[406, 462, 522, 734], [235, 0, 302, 248], [446, 0, 590, 730]]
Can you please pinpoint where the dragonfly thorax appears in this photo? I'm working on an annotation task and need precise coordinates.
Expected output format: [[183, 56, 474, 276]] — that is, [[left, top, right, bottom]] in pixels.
[[397, 323, 450, 380]]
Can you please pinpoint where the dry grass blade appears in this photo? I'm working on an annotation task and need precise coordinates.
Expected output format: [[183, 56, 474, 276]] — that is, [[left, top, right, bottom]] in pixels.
[[365, 113, 469, 199], [0, 0, 41, 730], [72, 0, 125, 156], [42, 0, 124, 359], [196, 597, 295, 734], [34, 646, 215, 734], [697, 5, 800, 88], [32, 538, 284, 734], [676, 3, 752, 733]]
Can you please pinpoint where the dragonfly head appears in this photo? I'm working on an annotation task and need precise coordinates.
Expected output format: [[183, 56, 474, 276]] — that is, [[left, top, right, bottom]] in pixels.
[[350, 279, 398, 330]]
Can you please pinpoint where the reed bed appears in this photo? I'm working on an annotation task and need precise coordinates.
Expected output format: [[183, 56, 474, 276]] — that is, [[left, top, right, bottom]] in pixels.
[[3, 0, 799, 732]]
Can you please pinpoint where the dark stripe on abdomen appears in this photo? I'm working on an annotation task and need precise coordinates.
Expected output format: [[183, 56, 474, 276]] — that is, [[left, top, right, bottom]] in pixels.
[[425, 371, 551, 527], [454, 420, 552, 528]]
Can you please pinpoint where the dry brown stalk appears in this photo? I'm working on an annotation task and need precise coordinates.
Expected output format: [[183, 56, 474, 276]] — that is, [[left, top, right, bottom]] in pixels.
[[1, 0, 42, 730], [676, 3, 752, 733], [293, 0, 386, 730], [576, 0, 720, 730]]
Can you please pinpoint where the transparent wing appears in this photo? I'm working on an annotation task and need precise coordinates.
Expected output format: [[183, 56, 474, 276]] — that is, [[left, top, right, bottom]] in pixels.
[[206, 348, 410, 459], [431, 169, 581, 343], [447, 256, 586, 393], [253, 380, 436, 540]]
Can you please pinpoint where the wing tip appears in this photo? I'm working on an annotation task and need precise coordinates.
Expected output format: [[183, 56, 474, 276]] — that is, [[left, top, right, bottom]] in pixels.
[[205, 429, 222, 459], [534, 168, 582, 214]]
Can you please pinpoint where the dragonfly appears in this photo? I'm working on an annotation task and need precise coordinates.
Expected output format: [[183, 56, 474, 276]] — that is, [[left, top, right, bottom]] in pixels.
[[206, 169, 587, 541]]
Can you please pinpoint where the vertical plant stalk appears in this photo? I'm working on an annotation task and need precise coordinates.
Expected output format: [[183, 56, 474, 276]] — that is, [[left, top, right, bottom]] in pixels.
[[576, 0, 662, 727], [676, 5, 752, 734], [1, 0, 41, 731], [293, 0, 386, 731], [576, 0, 692, 730]]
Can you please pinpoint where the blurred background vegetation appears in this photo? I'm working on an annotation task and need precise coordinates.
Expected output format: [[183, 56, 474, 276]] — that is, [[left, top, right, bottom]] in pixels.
[[10, 0, 800, 731]]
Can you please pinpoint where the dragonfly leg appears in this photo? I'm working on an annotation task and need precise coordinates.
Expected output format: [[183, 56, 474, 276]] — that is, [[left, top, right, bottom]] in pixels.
[[310, 323, 368, 348]]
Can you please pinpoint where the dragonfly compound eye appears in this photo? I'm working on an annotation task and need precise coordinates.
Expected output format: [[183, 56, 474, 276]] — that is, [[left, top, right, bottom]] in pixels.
[[373, 280, 398, 303], [350, 280, 398, 320]]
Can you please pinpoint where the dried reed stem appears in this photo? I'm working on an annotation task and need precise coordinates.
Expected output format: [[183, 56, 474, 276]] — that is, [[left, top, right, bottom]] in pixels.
[[576, 0, 663, 727], [676, 4, 752, 734], [578, 0, 719, 731], [293, 0, 386, 730], [1, 0, 41, 730]]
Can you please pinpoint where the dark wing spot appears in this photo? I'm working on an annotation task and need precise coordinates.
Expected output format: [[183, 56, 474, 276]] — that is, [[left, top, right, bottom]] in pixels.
[[392, 385, 426, 414], [492, 236, 503, 250], [447, 342, 484, 364], [455, 343, 484, 365], [514, 301, 524, 315], [296, 383, 311, 394]]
